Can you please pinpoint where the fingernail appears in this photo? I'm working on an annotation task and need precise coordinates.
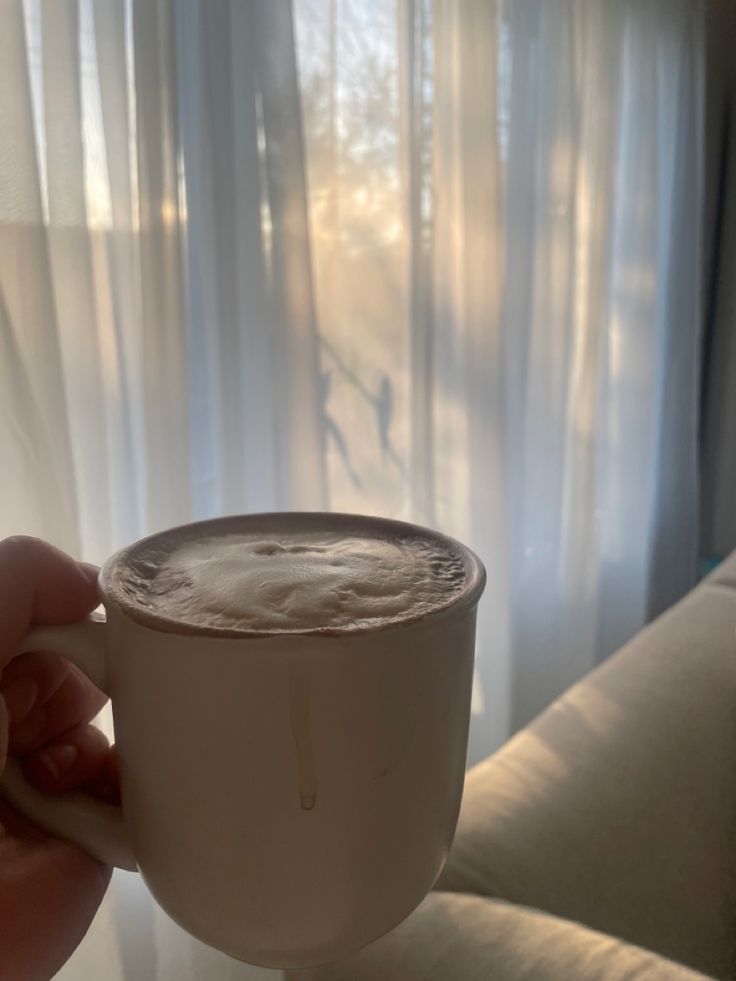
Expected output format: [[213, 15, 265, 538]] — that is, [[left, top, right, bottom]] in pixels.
[[37, 743, 78, 780], [1, 676, 38, 725]]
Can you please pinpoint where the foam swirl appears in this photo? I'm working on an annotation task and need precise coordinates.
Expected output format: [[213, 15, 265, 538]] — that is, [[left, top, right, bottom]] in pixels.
[[112, 529, 467, 634]]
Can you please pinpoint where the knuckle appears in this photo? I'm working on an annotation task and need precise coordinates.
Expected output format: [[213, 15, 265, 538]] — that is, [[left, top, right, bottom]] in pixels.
[[0, 535, 45, 564]]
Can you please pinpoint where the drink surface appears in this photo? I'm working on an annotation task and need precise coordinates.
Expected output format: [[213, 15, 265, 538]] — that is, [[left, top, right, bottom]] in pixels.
[[106, 519, 469, 635]]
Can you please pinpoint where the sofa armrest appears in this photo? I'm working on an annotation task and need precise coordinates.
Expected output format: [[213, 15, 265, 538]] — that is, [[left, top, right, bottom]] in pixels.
[[438, 568, 736, 979], [291, 892, 711, 981]]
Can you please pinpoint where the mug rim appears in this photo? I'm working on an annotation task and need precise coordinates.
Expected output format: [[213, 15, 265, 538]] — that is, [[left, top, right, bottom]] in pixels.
[[99, 511, 486, 639]]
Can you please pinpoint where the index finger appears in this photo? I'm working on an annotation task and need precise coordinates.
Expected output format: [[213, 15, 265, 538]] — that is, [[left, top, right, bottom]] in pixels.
[[0, 537, 100, 671]]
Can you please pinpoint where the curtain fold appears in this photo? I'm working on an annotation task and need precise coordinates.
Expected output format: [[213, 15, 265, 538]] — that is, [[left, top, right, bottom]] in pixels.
[[429, 0, 512, 754], [0, 0, 704, 977], [701, 0, 736, 564], [1, 0, 81, 553]]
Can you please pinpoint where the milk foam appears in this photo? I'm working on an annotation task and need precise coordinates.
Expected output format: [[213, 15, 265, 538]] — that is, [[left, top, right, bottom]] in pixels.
[[112, 529, 466, 634]]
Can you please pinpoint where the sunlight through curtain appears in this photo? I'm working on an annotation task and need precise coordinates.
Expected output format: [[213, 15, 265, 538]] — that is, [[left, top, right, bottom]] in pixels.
[[0, 0, 703, 977]]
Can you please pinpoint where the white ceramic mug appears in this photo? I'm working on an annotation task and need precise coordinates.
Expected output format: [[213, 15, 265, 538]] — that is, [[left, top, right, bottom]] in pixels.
[[0, 513, 485, 968]]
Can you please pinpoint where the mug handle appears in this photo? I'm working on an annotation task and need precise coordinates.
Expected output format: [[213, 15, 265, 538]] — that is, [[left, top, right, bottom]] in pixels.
[[0, 617, 137, 871]]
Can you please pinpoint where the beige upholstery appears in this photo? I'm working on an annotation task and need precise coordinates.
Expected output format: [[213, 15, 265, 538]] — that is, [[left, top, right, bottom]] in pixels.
[[294, 552, 736, 980], [294, 893, 709, 980], [439, 556, 736, 976]]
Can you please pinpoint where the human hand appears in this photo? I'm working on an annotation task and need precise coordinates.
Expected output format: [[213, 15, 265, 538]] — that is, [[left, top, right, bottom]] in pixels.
[[0, 537, 116, 981]]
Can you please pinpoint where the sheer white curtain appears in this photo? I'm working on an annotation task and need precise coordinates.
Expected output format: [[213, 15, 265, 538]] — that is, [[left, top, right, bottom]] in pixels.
[[0, 0, 703, 978]]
